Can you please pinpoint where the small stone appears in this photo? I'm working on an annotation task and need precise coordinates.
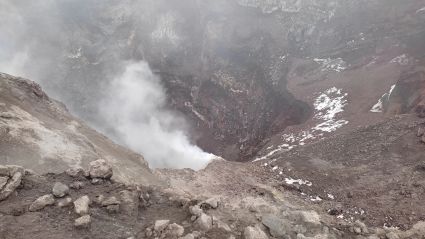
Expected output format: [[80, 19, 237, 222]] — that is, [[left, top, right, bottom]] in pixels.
[[195, 213, 213, 231], [66, 167, 84, 177], [154, 220, 170, 232], [89, 159, 113, 179], [167, 223, 184, 237], [355, 220, 369, 234], [418, 127, 425, 137], [353, 227, 362, 234], [386, 232, 400, 239], [74, 195, 90, 215], [106, 204, 120, 213], [203, 198, 219, 209], [217, 220, 231, 232], [57, 197, 73, 208], [24, 169, 35, 176], [29, 194, 55, 211], [189, 205, 203, 217], [244, 226, 269, 239], [52, 182, 69, 198], [145, 228, 153, 237], [93, 194, 105, 205], [74, 215, 91, 228], [101, 196, 120, 206], [69, 181, 85, 190], [91, 178, 104, 185], [179, 234, 195, 239]]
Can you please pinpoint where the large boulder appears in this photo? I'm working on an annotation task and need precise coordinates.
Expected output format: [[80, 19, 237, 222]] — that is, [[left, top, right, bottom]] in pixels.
[[89, 159, 113, 179]]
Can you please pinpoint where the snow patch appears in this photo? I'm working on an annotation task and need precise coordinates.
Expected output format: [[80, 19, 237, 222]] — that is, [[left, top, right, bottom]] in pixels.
[[370, 84, 396, 113], [390, 54, 409, 66], [67, 47, 82, 59], [416, 6, 425, 14], [312, 87, 349, 132], [285, 177, 312, 187], [314, 58, 347, 72], [310, 196, 322, 202], [256, 87, 349, 160]]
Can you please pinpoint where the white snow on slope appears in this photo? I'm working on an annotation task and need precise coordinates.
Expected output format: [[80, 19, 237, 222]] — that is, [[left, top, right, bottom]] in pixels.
[[256, 87, 349, 160], [313, 87, 349, 132], [390, 54, 409, 66], [370, 84, 396, 113], [314, 58, 347, 72], [285, 177, 312, 186]]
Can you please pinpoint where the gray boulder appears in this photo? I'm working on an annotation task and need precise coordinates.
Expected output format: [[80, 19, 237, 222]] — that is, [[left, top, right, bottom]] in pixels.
[[244, 226, 269, 239], [89, 159, 113, 179], [74, 215, 91, 228], [203, 198, 219, 209], [29, 194, 55, 211], [179, 234, 195, 239], [57, 197, 73, 208], [189, 205, 203, 217], [52, 182, 69, 198], [195, 213, 213, 231], [74, 195, 90, 215], [262, 214, 290, 238], [167, 223, 185, 237], [154, 220, 170, 232]]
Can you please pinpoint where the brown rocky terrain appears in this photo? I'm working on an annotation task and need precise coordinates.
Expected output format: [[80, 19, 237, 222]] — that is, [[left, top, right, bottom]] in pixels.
[[1, 74, 425, 238], [2, 1, 425, 238]]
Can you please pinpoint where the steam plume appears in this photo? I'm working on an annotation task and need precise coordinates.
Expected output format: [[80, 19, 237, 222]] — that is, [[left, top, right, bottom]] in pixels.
[[100, 62, 214, 169], [0, 1, 215, 169]]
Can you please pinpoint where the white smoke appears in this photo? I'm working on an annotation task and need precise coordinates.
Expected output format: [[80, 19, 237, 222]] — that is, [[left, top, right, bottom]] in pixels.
[[0, 1, 215, 170], [99, 62, 215, 169]]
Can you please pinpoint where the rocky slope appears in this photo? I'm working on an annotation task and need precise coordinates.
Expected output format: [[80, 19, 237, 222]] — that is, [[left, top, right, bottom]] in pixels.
[[0, 73, 158, 185], [2, 73, 425, 238]]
